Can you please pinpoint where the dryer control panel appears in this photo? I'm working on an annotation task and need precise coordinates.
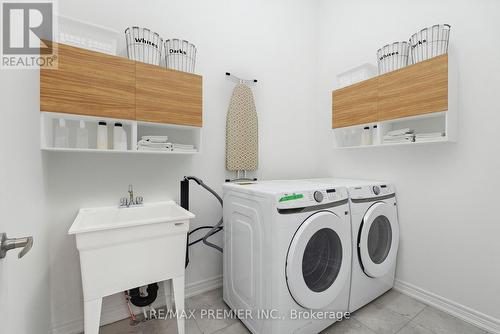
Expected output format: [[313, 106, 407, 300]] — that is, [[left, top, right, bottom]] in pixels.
[[276, 187, 348, 209], [349, 184, 395, 200]]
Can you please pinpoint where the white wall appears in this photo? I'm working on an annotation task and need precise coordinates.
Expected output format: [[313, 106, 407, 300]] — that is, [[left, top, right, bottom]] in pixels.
[[49, 0, 319, 331], [317, 0, 500, 322]]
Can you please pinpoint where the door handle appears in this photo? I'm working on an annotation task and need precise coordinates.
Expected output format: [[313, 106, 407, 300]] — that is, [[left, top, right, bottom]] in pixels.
[[0, 233, 34, 259]]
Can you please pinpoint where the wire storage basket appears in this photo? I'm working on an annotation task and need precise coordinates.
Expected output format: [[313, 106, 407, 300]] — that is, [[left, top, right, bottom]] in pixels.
[[410, 24, 451, 64], [125, 27, 163, 65], [377, 41, 410, 74], [164, 39, 197, 73]]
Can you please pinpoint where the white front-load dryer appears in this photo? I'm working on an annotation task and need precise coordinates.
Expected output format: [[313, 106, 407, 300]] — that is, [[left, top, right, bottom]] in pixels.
[[222, 180, 352, 334], [325, 179, 400, 312]]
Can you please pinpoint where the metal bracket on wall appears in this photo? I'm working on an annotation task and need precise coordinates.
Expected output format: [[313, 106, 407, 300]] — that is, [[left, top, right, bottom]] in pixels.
[[225, 72, 258, 85]]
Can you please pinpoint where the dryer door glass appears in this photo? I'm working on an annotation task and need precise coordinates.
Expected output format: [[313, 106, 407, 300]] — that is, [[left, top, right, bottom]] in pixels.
[[302, 228, 342, 292], [367, 215, 392, 264]]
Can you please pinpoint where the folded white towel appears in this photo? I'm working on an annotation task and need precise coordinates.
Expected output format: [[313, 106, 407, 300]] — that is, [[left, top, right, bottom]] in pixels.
[[137, 140, 172, 149], [383, 134, 415, 140], [384, 136, 414, 143], [172, 147, 197, 153], [414, 137, 446, 143], [138, 146, 172, 151], [172, 143, 195, 150], [141, 136, 169, 143], [385, 128, 413, 136], [415, 132, 445, 138]]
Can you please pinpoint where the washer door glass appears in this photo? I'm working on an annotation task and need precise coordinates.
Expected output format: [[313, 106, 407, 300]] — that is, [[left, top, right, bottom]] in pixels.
[[286, 211, 351, 310], [302, 228, 342, 293], [358, 202, 399, 278]]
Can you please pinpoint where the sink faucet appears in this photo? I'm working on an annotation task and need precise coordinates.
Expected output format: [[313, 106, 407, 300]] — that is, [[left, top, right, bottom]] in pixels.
[[120, 184, 144, 208], [128, 184, 134, 205]]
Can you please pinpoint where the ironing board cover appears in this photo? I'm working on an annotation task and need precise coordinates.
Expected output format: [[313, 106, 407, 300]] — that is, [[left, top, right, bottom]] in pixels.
[[226, 84, 258, 171]]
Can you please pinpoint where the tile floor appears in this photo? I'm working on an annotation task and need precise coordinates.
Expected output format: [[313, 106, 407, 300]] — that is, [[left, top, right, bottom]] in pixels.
[[100, 288, 490, 334]]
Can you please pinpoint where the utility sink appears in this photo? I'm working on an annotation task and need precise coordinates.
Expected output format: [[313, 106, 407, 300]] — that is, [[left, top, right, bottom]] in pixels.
[[69, 200, 195, 234], [69, 201, 194, 334]]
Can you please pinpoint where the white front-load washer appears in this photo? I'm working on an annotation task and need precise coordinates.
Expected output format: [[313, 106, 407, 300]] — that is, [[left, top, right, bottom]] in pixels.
[[326, 179, 400, 312], [222, 180, 352, 334]]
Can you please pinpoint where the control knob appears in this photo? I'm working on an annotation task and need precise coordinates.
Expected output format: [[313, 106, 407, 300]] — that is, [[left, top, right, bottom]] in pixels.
[[372, 186, 381, 195], [313, 191, 324, 203]]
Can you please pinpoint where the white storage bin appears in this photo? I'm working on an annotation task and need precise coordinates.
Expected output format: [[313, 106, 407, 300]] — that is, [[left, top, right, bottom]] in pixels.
[[57, 16, 119, 55], [410, 24, 451, 64], [377, 42, 410, 74], [337, 63, 377, 88]]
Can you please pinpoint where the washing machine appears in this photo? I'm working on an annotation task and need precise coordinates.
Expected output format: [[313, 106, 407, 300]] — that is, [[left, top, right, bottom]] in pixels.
[[326, 179, 400, 312], [222, 180, 352, 334]]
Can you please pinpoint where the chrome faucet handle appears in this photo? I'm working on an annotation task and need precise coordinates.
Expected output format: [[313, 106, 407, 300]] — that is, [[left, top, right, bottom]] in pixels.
[[120, 197, 128, 207], [136, 196, 143, 205]]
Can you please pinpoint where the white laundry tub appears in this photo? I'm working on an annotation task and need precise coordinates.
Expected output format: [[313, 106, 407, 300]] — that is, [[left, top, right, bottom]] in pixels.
[[69, 201, 194, 334]]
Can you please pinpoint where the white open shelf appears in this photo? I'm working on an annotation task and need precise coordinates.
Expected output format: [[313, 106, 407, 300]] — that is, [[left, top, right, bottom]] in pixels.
[[41, 112, 202, 154], [333, 52, 457, 149], [334, 111, 456, 149]]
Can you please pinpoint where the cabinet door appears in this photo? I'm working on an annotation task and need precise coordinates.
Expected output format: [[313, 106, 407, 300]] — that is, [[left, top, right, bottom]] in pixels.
[[40, 43, 136, 119], [332, 77, 378, 128], [378, 54, 448, 121], [135, 63, 202, 127]]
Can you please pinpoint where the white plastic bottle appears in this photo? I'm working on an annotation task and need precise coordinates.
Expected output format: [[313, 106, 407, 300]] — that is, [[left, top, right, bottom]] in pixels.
[[113, 122, 127, 150], [361, 126, 372, 145], [76, 120, 89, 149], [54, 118, 69, 148], [97, 121, 108, 149]]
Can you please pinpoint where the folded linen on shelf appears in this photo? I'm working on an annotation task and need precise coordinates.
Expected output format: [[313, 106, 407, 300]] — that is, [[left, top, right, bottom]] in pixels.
[[415, 132, 445, 139], [172, 147, 198, 153], [385, 128, 413, 137], [383, 134, 415, 140], [137, 140, 172, 149], [383, 134, 415, 143], [141, 135, 169, 143], [172, 143, 195, 150], [137, 140, 197, 152], [138, 146, 172, 151]]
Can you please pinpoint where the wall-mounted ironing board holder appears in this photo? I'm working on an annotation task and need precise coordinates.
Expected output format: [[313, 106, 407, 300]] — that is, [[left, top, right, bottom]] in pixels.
[[225, 170, 257, 183], [225, 72, 258, 86]]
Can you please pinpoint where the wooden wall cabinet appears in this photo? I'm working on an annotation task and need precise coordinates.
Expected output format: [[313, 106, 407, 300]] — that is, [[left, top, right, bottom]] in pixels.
[[332, 77, 378, 128], [41, 43, 136, 120], [378, 54, 448, 121], [40, 42, 203, 127], [332, 54, 449, 128], [135, 62, 202, 127]]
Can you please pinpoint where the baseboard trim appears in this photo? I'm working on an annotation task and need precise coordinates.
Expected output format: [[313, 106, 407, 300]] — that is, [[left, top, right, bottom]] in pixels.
[[51, 275, 223, 334], [186, 275, 222, 298], [394, 279, 500, 334]]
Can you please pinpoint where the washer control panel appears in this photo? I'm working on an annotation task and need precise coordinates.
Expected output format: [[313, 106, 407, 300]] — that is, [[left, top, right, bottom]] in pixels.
[[349, 184, 395, 200], [276, 187, 348, 209]]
